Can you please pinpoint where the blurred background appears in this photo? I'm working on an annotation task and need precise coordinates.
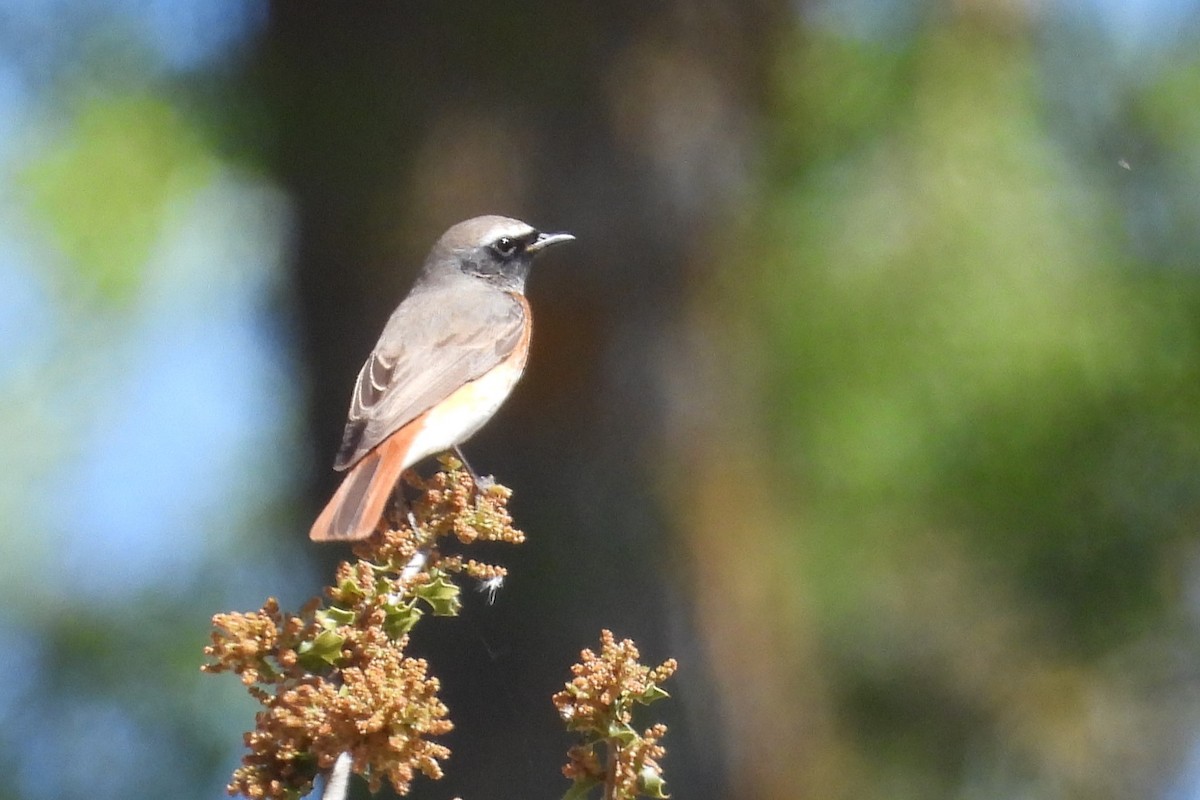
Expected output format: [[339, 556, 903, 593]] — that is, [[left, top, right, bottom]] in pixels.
[[3, 1, 1200, 799]]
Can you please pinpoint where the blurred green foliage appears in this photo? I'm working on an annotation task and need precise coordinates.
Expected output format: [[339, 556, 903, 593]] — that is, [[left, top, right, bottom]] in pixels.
[[21, 95, 215, 303], [706, 11, 1200, 799], [0, 32, 283, 800]]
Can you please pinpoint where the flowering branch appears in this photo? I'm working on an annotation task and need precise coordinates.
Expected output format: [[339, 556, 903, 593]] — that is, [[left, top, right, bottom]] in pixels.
[[553, 630, 677, 800], [203, 459, 679, 800], [202, 457, 522, 799]]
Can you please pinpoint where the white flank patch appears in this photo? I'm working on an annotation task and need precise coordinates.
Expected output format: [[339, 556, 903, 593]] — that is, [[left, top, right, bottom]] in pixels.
[[403, 357, 526, 469]]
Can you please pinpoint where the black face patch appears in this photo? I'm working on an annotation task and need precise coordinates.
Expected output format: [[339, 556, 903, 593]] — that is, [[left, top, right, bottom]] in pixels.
[[460, 249, 501, 276], [461, 245, 531, 284]]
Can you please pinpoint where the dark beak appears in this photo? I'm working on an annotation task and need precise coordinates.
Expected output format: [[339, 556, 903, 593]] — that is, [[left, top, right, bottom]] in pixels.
[[526, 231, 575, 254]]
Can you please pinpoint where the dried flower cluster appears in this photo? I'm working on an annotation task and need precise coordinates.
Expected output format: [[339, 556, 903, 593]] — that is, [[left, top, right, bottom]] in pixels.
[[553, 630, 678, 800], [203, 459, 524, 800]]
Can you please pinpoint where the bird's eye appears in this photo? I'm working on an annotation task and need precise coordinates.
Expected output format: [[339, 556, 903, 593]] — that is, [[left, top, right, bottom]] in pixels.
[[492, 237, 519, 258]]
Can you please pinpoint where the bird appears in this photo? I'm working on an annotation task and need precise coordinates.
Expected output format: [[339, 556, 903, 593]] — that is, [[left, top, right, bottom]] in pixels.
[[308, 215, 574, 542]]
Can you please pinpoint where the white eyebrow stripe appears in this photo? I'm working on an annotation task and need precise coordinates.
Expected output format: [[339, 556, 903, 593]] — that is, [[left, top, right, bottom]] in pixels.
[[479, 220, 536, 245]]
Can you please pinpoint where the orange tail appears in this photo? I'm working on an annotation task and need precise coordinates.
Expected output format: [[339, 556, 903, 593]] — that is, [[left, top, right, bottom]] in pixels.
[[309, 426, 417, 542]]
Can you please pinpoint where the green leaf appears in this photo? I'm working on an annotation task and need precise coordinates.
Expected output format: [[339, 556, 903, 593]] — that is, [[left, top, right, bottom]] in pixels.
[[337, 578, 367, 602], [316, 606, 356, 628], [561, 776, 601, 800], [435, 452, 465, 473], [638, 767, 669, 799], [415, 574, 462, 616], [383, 602, 422, 639], [297, 630, 345, 669], [636, 684, 671, 705], [607, 722, 640, 745]]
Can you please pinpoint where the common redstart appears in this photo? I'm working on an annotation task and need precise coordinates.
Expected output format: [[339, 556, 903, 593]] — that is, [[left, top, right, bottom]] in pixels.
[[309, 215, 574, 542]]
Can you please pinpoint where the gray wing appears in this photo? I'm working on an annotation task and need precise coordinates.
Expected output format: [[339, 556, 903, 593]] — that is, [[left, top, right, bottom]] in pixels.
[[333, 283, 526, 470]]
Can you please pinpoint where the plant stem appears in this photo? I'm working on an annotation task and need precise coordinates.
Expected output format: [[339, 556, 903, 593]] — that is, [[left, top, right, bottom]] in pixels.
[[321, 752, 353, 800], [603, 738, 618, 800]]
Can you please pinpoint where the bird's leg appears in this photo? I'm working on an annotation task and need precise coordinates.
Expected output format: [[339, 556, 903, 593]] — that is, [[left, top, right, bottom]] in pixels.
[[451, 445, 480, 483], [385, 488, 421, 534], [384, 491, 428, 584], [451, 445, 492, 492]]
